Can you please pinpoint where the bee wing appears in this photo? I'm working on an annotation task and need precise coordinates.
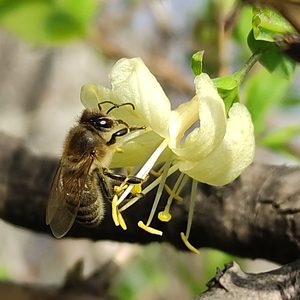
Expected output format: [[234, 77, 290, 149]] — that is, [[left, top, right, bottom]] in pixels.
[[46, 155, 95, 238]]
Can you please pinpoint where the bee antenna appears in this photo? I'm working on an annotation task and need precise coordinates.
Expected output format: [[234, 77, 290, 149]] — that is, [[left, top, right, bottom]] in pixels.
[[106, 102, 135, 114], [97, 101, 135, 114], [98, 101, 116, 111]]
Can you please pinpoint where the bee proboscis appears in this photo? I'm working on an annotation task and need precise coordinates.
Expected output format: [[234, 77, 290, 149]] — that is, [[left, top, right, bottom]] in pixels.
[[46, 101, 144, 238]]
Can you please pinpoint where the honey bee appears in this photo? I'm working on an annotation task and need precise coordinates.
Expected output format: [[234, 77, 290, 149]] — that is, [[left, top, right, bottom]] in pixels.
[[46, 101, 144, 238]]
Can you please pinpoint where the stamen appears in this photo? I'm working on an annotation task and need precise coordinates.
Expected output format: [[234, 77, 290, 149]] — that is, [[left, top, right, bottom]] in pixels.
[[117, 139, 169, 206], [146, 160, 172, 227], [131, 183, 142, 194], [118, 164, 179, 212], [149, 168, 163, 177], [158, 173, 186, 222], [180, 233, 199, 254], [164, 184, 183, 202], [116, 147, 124, 153], [186, 179, 197, 238], [121, 126, 150, 145], [175, 174, 190, 199], [139, 164, 178, 197], [151, 167, 183, 201], [117, 210, 127, 230], [112, 195, 120, 226], [138, 221, 163, 236], [180, 179, 199, 254], [157, 210, 172, 222], [114, 184, 128, 195]]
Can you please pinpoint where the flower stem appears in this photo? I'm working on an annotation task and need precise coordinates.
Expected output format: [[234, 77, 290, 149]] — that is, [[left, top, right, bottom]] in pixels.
[[234, 52, 262, 84]]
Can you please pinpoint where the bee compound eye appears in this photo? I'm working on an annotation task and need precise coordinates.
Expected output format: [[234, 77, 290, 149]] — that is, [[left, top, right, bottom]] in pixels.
[[92, 117, 114, 131]]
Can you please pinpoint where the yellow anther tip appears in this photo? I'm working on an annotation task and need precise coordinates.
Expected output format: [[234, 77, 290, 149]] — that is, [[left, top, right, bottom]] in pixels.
[[132, 183, 142, 195], [138, 221, 163, 236], [112, 195, 119, 226], [116, 147, 124, 153], [180, 232, 199, 254], [158, 211, 172, 222], [114, 184, 128, 194], [117, 211, 127, 230]]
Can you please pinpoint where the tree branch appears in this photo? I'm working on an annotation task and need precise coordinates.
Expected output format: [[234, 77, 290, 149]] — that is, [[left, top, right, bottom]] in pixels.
[[2, 259, 299, 300], [0, 132, 300, 264], [0, 259, 119, 300], [194, 260, 300, 300]]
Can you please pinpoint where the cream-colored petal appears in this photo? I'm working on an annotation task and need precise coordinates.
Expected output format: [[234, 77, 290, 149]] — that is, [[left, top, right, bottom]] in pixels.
[[178, 103, 255, 186], [110, 58, 171, 138], [110, 131, 166, 168], [80, 84, 111, 110], [169, 73, 226, 160]]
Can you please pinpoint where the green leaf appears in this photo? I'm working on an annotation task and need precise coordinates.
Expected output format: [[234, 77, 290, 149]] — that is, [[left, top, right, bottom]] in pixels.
[[247, 30, 296, 79], [0, 0, 98, 45], [243, 68, 289, 133], [213, 75, 239, 114], [261, 125, 300, 149], [279, 96, 300, 108], [252, 7, 295, 42], [191, 50, 204, 76], [247, 7, 297, 78], [260, 125, 300, 162]]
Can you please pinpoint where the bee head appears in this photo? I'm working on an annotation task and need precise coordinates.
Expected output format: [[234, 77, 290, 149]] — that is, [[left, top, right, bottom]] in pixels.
[[79, 102, 142, 146], [80, 110, 118, 132]]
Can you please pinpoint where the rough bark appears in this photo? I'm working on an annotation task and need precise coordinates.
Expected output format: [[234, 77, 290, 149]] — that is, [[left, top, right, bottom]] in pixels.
[[0, 131, 300, 265], [0, 259, 117, 300], [194, 260, 300, 300], [1, 258, 299, 300], [1, 131, 300, 299]]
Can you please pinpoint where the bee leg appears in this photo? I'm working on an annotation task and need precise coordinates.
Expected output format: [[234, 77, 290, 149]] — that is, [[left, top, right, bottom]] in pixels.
[[106, 128, 129, 146], [95, 171, 113, 199], [103, 168, 143, 184], [94, 169, 126, 228], [128, 125, 146, 132]]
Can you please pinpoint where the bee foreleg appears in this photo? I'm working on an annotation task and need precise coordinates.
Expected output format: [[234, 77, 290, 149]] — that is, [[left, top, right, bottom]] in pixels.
[[106, 128, 129, 145], [103, 168, 143, 184]]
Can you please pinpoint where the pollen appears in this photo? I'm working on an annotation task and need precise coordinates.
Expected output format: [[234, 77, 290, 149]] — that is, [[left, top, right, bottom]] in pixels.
[[110, 139, 199, 253], [138, 221, 163, 236], [117, 210, 127, 230], [131, 183, 142, 194], [116, 147, 124, 153], [112, 194, 119, 226], [158, 210, 172, 222], [114, 184, 128, 194]]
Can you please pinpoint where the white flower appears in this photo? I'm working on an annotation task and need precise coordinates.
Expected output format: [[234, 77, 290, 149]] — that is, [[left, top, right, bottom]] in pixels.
[[81, 57, 255, 253]]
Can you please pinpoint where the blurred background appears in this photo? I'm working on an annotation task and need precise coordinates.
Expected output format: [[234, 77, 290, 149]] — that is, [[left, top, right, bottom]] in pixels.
[[0, 0, 299, 299]]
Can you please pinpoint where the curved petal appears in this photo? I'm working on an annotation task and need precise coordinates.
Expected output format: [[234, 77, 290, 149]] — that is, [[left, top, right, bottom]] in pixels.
[[110, 58, 171, 138], [169, 73, 226, 160], [80, 84, 111, 110], [110, 131, 164, 168], [178, 103, 255, 186]]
